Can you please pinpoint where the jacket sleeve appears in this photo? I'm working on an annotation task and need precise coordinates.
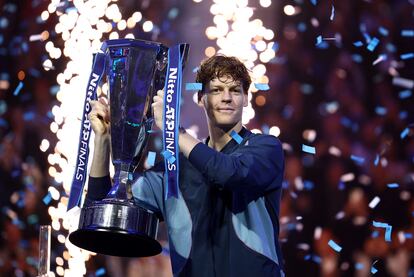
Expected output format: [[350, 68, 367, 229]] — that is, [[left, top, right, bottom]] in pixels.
[[84, 171, 164, 221], [188, 134, 284, 192], [84, 175, 112, 206]]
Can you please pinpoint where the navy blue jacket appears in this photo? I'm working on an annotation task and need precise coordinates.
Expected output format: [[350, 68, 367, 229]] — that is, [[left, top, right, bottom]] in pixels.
[[86, 127, 285, 276]]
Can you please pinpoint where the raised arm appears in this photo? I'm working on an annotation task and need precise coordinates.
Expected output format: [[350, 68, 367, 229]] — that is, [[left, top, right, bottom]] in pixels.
[[187, 134, 284, 192]]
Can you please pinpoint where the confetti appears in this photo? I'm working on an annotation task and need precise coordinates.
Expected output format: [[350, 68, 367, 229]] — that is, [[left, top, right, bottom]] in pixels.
[[230, 130, 243, 144], [310, 0, 317, 5], [328, 239, 342, 252], [147, 151, 156, 167], [399, 90, 412, 99], [185, 82, 202, 91], [254, 83, 270, 91], [400, 53, 414, 60], [355, 263, 364, 270], [95, 268, 106, 276], [42, 192, 52, 205], [371, 260, 378, 274], [374, 154, 380, 166], [400, 127, 410, 139], [302, 144, 316, 154], [13, 81, 24, 96], [369, 196, 380, 209], [375, 106, 387, 115], [350, 154, 365, 164], [401, 30, 414, 37], [371, 230, 379, 238], [367, 37, 380, 52], [392, 77, 414, 89], [372, 54, 387, 65], [161, 150, 176, 164], [373, 221, 392, 242], [330, 5, 335, 21], [378, 26, 389, 36], [387, 183, 399, 188], [315, 35, 323, 46], [353, 41, 364, 47]]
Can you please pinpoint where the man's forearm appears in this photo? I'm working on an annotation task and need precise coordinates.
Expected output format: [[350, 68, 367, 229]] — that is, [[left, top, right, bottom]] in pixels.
[[179, 130, 201, 158], [89, 135, 110, 177]]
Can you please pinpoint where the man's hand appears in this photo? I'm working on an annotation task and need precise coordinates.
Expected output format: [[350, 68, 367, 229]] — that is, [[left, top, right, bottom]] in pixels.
[[89, 97, 110, 137], [152, 89, 164, 130], [89, 97, 111, 177]]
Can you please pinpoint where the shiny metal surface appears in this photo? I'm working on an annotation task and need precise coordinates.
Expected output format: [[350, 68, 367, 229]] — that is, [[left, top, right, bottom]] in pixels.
[[69, 39, 169, 257]]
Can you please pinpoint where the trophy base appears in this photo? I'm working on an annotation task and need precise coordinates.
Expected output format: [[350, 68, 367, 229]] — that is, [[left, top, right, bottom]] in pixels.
[[68, 198, 161, 257]]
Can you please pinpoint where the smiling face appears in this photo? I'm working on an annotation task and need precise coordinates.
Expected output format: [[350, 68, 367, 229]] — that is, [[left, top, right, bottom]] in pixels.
[[198, 75, 248, 130]]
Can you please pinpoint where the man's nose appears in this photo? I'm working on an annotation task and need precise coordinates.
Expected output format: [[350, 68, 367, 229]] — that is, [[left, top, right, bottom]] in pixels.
[[221, 89, 232, 102]]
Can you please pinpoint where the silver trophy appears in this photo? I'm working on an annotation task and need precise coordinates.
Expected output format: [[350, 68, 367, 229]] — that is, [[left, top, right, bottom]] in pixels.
[[69, 39, 189, 257]]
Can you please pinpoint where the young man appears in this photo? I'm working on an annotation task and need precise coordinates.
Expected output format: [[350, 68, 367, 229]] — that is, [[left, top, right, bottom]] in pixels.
[[87, 55, 285, 276]]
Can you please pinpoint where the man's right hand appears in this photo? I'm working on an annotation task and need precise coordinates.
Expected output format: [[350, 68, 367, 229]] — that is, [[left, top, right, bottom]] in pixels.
[[89, 97, 111, 177], [89, 97, 110, 136]]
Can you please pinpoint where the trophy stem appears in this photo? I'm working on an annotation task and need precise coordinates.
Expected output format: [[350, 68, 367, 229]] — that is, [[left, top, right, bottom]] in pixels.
[[107, 162, 131, 200], [38, 225, 51, 277]]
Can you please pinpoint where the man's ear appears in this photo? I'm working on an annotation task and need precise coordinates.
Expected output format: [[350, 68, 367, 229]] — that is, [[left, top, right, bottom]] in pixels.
[[197, 92, 205, 108]]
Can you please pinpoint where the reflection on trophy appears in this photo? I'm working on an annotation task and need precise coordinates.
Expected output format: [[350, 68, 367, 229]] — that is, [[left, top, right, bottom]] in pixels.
[[68, 39, 189, 257]]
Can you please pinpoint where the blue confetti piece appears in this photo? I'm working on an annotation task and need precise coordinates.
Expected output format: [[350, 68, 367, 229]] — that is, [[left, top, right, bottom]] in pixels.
[[355, 263, 364, 270], [300, 83, 313, 94], [230, 130, 243, 144], [95, 268, 106, 276], [13, 81, 24, 96], [304, 180, 314, 190], [23, 112, 35, 121], [297, 22, 307, 32], [371, 230, 379, 238], [42, 192, 52, 205], [312, 255, 322, 264], [373, 221, 392, 242], [27, 214, 39, 225], [328, 239, 342, 252], [371, 265, 378, 274], [400, 53, 414, 60], [192, 67, 199, 73], [161, 150, 176, 164], [302, 144, 316, 154], [374, 154, 380, 166], [401, 30, 414, 37], [315, 35, 323, 46], [147, 151, 156, 167], [350, 155, 365, 165], [254, 83, 270, 91], [399, 111, 408, 120], [387, 183, 399, 188], [310, 0, 317, 5], [330, 5, 335, 21], [351, 54, 363, 63], [399, 90, 412, 99], [367, 37, 380, 52], [375, 106, 387, 115], [304, 254, 311, 261], [378, 26, 389, 36], [353, 41, 363, 47], [405, 233, 413, 239], [185, 82, 202, 91], [400, 128, 410, 139], [386, 43, 397, 53]]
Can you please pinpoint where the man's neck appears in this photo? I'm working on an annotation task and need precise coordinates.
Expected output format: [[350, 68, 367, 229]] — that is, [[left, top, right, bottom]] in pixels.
[[207, 122, 243, 151]]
